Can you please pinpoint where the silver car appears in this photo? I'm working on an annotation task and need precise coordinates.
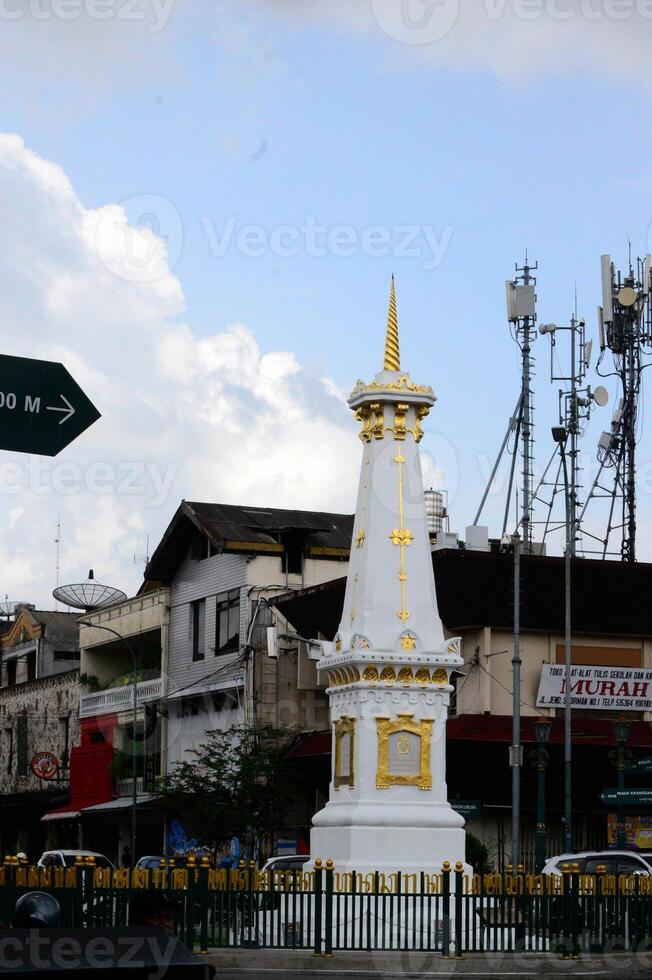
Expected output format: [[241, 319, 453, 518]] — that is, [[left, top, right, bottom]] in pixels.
[[541, 850, 652, 876]]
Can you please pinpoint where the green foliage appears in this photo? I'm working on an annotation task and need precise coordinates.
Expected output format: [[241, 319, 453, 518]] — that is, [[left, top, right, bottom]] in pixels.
[[78, 672, 102, 692], [157, 724, 299, 856], [108, 750, 132, 779], [466, 831, 491, 873]]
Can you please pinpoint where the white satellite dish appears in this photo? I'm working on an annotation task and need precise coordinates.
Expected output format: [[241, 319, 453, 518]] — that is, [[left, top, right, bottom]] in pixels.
[[618, 285, 638, 308], [584, 339, 593, 367], [593, 385, 609, 408]]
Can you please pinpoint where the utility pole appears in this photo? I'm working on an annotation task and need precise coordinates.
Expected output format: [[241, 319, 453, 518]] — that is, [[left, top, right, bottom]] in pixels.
[[511, 531, 521, 867]]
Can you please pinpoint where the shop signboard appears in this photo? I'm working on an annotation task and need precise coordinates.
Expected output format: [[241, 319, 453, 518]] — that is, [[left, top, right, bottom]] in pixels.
[[536, 664, 652, 712]]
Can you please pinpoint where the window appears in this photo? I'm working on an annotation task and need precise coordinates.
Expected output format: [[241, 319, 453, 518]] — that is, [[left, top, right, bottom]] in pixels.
[[26, 651, 36, 682], [54, 650, 80, 661], [6, 659, 16, 686], [191, 599, 206, 661], [59, 716, 70, 769], [16, 713, 28, 775], [5, 728, 13, 773], [216, 589, 240, 655]]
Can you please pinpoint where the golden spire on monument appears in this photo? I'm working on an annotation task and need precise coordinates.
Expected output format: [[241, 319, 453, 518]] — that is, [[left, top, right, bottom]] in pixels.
[[383, 275, 401, 372]]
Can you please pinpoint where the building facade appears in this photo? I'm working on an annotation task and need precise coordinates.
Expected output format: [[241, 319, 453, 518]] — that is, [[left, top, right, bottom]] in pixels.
[[0, 605, 80, 858]]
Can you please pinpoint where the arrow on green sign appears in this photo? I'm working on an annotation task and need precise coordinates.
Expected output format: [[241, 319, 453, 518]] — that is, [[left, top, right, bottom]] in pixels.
[[0, 354, 100, 457], [599, 788, 652, 806]]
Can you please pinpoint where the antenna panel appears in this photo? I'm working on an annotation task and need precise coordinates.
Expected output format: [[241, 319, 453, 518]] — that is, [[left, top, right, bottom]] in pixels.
[[601, 254, 613, 322], [643, 255, 651, 296]]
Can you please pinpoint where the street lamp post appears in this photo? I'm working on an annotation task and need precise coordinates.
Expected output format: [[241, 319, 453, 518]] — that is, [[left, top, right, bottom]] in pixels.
[[552, 425, 573, 852], [79, 620, 139, 866], [610, 718, 632, 849], [531, 717, 552, 873]]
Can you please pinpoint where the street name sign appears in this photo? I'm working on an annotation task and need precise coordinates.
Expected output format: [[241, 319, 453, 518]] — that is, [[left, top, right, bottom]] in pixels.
[[599, 788, 652, 807], [0, 354, 100, 456]]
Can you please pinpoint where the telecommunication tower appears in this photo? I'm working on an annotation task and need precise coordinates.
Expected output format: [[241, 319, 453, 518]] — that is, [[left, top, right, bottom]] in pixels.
[[579, 252, 652, 561], [474, 256, 538, 550], [536, 315, 608, 555]]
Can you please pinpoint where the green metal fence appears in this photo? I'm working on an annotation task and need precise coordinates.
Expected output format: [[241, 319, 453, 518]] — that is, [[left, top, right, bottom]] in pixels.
[[2, 855, 651, 956]]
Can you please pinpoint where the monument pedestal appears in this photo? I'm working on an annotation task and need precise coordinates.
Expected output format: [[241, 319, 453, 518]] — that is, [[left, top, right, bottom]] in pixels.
[[310, 649, 469, 875]]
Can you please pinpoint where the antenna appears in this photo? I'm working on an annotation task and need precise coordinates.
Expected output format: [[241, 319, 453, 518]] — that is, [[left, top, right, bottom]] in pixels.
[[133, 533, 150, 566], [53, 569, 127, 612], [54, 517, 61, 611], [579, 250, 652, 562], [538, 309, 607, 556]]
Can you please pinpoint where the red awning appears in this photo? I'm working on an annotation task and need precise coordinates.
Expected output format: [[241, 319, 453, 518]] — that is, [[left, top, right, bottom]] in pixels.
[[287, 731, 331, 758], [448, 714, 652, 747], [286, 717, 652, 758]]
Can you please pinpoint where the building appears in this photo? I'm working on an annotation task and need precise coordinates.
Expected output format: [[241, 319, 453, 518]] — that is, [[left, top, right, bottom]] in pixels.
[[74, 500, 353, 861], [274, 543, 652, 867], [0, 604, 80, 858], [74, 588, 169, 864]]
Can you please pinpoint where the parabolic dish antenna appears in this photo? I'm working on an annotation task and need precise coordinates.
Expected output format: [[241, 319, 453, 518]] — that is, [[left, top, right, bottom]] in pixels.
[[593, 385, 609, 408], [0, 600, 30, 619], [53, 569, 127, 612]]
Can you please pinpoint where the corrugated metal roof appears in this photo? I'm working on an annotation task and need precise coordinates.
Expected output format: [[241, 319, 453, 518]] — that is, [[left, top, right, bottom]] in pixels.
[[187, 501, 353, 547]]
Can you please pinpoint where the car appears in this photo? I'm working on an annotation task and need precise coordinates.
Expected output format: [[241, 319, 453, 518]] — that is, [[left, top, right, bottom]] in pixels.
[[135, 855, 190, 870], [541, 850, 652, 876], [262, 854, 310, 874], [37, 849, 114, 869]]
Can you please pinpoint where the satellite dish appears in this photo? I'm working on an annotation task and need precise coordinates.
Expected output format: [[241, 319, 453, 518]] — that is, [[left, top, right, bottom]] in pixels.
[[584, 339, 593, 367], [53, 569, 127, 612], [593, 385, 609, 408], [618, 285, 637, 308], [539, 323, 556, 335]]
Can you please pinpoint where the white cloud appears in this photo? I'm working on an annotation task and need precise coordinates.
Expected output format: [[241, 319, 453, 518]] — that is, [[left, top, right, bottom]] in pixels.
[[0, 134, 359, 606], [255, 0, 652, 82]]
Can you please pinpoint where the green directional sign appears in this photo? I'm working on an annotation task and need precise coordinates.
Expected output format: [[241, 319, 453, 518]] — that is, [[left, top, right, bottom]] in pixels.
[[599, 788, 652, 807], [451, 799, 483, 819], [0, 354, 100, 456], [628, 756, 652, 774]]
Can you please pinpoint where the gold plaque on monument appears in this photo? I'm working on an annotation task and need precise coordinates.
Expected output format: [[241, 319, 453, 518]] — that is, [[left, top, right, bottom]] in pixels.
[[375, 713, 433, 790]]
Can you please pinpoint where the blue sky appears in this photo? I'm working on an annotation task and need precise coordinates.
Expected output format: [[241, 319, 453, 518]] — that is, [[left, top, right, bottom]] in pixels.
[[2, 0, 652, 600]]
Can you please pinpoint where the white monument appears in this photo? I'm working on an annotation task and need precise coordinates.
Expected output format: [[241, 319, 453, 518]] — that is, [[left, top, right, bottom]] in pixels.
[[310, 279, 467, 875]]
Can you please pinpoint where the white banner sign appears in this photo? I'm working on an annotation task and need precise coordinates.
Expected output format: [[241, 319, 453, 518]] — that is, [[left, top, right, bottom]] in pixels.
[[536, 664, 652, 712]]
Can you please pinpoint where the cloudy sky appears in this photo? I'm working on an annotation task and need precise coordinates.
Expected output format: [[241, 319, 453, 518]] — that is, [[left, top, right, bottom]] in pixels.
[[2, 0, 652, 604]]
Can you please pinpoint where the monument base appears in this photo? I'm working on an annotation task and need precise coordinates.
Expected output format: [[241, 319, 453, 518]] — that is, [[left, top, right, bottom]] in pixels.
[[310, 799, 470, 875]]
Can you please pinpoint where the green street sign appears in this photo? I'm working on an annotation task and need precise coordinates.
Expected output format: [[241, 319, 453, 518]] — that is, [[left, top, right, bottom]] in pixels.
[[628, 756, 652, 774], [0, 354, 100, 456], [451, 800, 483, 819], [599, 788, 652, 807]]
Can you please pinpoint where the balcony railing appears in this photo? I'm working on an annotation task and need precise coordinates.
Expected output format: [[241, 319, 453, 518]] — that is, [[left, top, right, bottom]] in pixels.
[[80, 677, 163, 718], [115, 777, 145, 797]]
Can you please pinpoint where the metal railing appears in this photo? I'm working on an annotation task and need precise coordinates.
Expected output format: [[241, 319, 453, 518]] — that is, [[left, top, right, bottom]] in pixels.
[[79, 677, 163, 718], [1, 856, 651, 956]]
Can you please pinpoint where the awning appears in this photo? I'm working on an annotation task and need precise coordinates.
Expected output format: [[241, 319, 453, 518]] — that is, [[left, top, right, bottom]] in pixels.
[[286, 731, 331, 758], [82, 795, 160, 813], [40, 806, 82, 823], [448, 714, 652, 747]]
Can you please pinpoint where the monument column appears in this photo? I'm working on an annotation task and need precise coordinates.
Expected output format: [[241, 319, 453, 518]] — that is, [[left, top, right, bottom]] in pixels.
[[310, 279, 467, 874]]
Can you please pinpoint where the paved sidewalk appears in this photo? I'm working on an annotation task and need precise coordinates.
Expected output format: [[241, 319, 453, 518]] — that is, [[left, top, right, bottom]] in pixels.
[[205, 948, 652, 977]]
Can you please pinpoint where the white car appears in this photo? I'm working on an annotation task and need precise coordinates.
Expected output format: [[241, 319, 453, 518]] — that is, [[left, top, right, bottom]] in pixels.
[[37, 849, 114, 869], [542, 850, 652, 876]]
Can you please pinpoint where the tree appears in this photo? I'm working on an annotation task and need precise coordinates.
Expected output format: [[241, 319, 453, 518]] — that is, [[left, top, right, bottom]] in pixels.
[[157, 724, 299, 858]]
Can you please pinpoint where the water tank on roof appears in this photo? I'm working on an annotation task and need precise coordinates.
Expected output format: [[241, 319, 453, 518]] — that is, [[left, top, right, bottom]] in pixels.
[[424, 489, 446, 535]]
